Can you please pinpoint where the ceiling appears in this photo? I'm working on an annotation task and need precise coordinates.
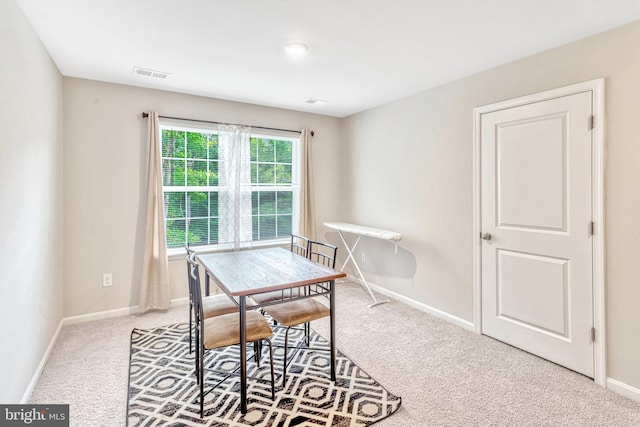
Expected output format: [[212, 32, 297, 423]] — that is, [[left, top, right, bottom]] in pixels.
[[16, 0, 640, 118]]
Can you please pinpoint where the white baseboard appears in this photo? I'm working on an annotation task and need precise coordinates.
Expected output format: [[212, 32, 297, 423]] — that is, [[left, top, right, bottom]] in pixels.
[[344, 275, 475, 332], [62, 306, 139, 326], [607, 378, 640, 403], [62, 297, 189, 326], [20, 319, 64, 404], [21, 297, 189, 403]]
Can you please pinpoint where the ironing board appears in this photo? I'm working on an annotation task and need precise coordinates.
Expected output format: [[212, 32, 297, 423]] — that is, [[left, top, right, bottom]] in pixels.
[[324, 222, 402, 307]]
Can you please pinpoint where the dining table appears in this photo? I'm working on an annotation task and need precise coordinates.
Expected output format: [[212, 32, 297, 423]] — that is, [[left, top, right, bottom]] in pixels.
[[196, 246, 347, 414]]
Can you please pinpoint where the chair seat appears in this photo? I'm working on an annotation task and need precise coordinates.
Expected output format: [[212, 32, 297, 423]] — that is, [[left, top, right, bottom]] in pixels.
[[203, 311, 273, 349], [265, 298, 329, 327], [203, 294, 238, 318]]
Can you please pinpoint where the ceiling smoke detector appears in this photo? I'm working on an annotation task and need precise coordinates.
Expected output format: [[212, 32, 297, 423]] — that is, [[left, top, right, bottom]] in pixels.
[[133, 67, 170, 79], [305, 98, 329, 105]]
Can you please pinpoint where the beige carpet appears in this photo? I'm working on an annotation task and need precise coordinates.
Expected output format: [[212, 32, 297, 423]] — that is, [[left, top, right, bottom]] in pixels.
[[30, 281, 640, 426]]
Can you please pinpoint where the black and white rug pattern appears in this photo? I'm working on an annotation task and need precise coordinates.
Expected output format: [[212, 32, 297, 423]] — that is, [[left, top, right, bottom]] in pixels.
[[127, 322, 401, 426]]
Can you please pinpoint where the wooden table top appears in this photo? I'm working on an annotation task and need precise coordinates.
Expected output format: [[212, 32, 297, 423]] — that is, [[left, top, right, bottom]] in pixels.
[[197, 247, 346, 297]]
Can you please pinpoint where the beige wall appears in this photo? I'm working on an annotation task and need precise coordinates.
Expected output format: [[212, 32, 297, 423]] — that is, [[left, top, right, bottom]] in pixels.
[[6, 0, 640, 400], [0, 0, 64, 402], [62, 78, 343, 317], [341, 21, 640, 389]]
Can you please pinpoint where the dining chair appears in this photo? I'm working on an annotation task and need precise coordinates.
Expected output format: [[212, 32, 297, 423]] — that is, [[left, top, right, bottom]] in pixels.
[[186, 250, 238, 353], [186, 246, 196, 352], [250, 234, 310, 306], [189, 262, 276, 417], [264, 240, 338, 385]]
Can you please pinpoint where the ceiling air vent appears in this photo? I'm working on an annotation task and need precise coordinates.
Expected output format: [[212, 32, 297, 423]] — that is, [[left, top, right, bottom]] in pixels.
[[132, 67, 170, 79]]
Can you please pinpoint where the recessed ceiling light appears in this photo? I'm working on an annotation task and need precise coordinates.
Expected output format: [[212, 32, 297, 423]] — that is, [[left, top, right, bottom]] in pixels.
[[284, 42, 309, 56]]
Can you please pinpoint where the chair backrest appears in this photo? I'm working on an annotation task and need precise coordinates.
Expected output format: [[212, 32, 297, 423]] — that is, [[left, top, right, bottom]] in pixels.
[[187, 252, 204, 322], [308, 240, 337, 269], [290, 234, 309, 257], [185, 245, 196, 280]]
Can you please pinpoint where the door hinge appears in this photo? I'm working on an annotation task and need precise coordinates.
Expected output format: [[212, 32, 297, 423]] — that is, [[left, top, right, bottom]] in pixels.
[[588, 221, 594, 236], [588, 115, 594, 130], [591, 327, 596, 342]]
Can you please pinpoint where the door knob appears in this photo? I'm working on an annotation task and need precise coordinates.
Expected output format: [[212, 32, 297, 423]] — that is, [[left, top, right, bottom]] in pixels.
[[481, 232, 492, 241]]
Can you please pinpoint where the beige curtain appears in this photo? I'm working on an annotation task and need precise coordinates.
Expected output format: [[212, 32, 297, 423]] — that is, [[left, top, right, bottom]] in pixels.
[[298, 129, 316, 239], [139, 111, 170, 312]]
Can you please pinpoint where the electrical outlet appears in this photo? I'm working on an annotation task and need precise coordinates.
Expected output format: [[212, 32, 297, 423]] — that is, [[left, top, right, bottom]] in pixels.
[[361, 253, 366, 264], [102, 273, 113, 287]]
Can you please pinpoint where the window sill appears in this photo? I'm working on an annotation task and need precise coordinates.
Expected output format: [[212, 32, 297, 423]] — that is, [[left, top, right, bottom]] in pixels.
[[167, 238, 290, 261]]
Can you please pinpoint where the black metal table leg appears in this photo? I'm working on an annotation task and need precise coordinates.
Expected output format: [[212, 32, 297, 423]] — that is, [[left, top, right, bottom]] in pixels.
[[330, 279, 336, 381], [239, 296, 247, 414]]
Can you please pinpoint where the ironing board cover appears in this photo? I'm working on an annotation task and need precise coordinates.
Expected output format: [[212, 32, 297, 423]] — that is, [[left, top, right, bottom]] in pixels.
[[324, 222, 402, 242]]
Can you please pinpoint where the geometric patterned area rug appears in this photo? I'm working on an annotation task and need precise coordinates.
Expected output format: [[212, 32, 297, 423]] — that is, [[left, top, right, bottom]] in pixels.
[[127, 323, 401, 426]]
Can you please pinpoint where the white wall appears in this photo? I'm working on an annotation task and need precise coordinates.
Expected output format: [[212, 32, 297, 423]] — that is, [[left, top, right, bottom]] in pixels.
[[62, 78, 343, 317], [0, 0, 64, 403], [340, 21, 640, 390]]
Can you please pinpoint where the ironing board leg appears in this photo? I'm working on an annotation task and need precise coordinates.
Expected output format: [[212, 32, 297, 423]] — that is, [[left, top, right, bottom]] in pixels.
[[336, 231, 390, 308]]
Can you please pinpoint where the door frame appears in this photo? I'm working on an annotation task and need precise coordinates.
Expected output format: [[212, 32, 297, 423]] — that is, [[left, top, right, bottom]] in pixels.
[[472, 78, 606, 386]]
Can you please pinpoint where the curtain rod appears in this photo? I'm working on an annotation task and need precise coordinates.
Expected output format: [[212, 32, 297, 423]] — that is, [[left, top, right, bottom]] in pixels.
[[141, 112, 314, 137]]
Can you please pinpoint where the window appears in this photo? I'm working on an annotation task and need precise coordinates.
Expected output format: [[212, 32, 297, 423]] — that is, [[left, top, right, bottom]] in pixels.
[[160, 122, 299, 249]]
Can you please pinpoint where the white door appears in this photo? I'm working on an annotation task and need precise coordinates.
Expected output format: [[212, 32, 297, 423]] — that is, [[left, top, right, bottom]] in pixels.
[[480, 91, 594, 377]]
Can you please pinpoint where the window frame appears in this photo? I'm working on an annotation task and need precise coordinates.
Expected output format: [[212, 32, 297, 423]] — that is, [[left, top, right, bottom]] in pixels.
[[159, 120, 301, 256]]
